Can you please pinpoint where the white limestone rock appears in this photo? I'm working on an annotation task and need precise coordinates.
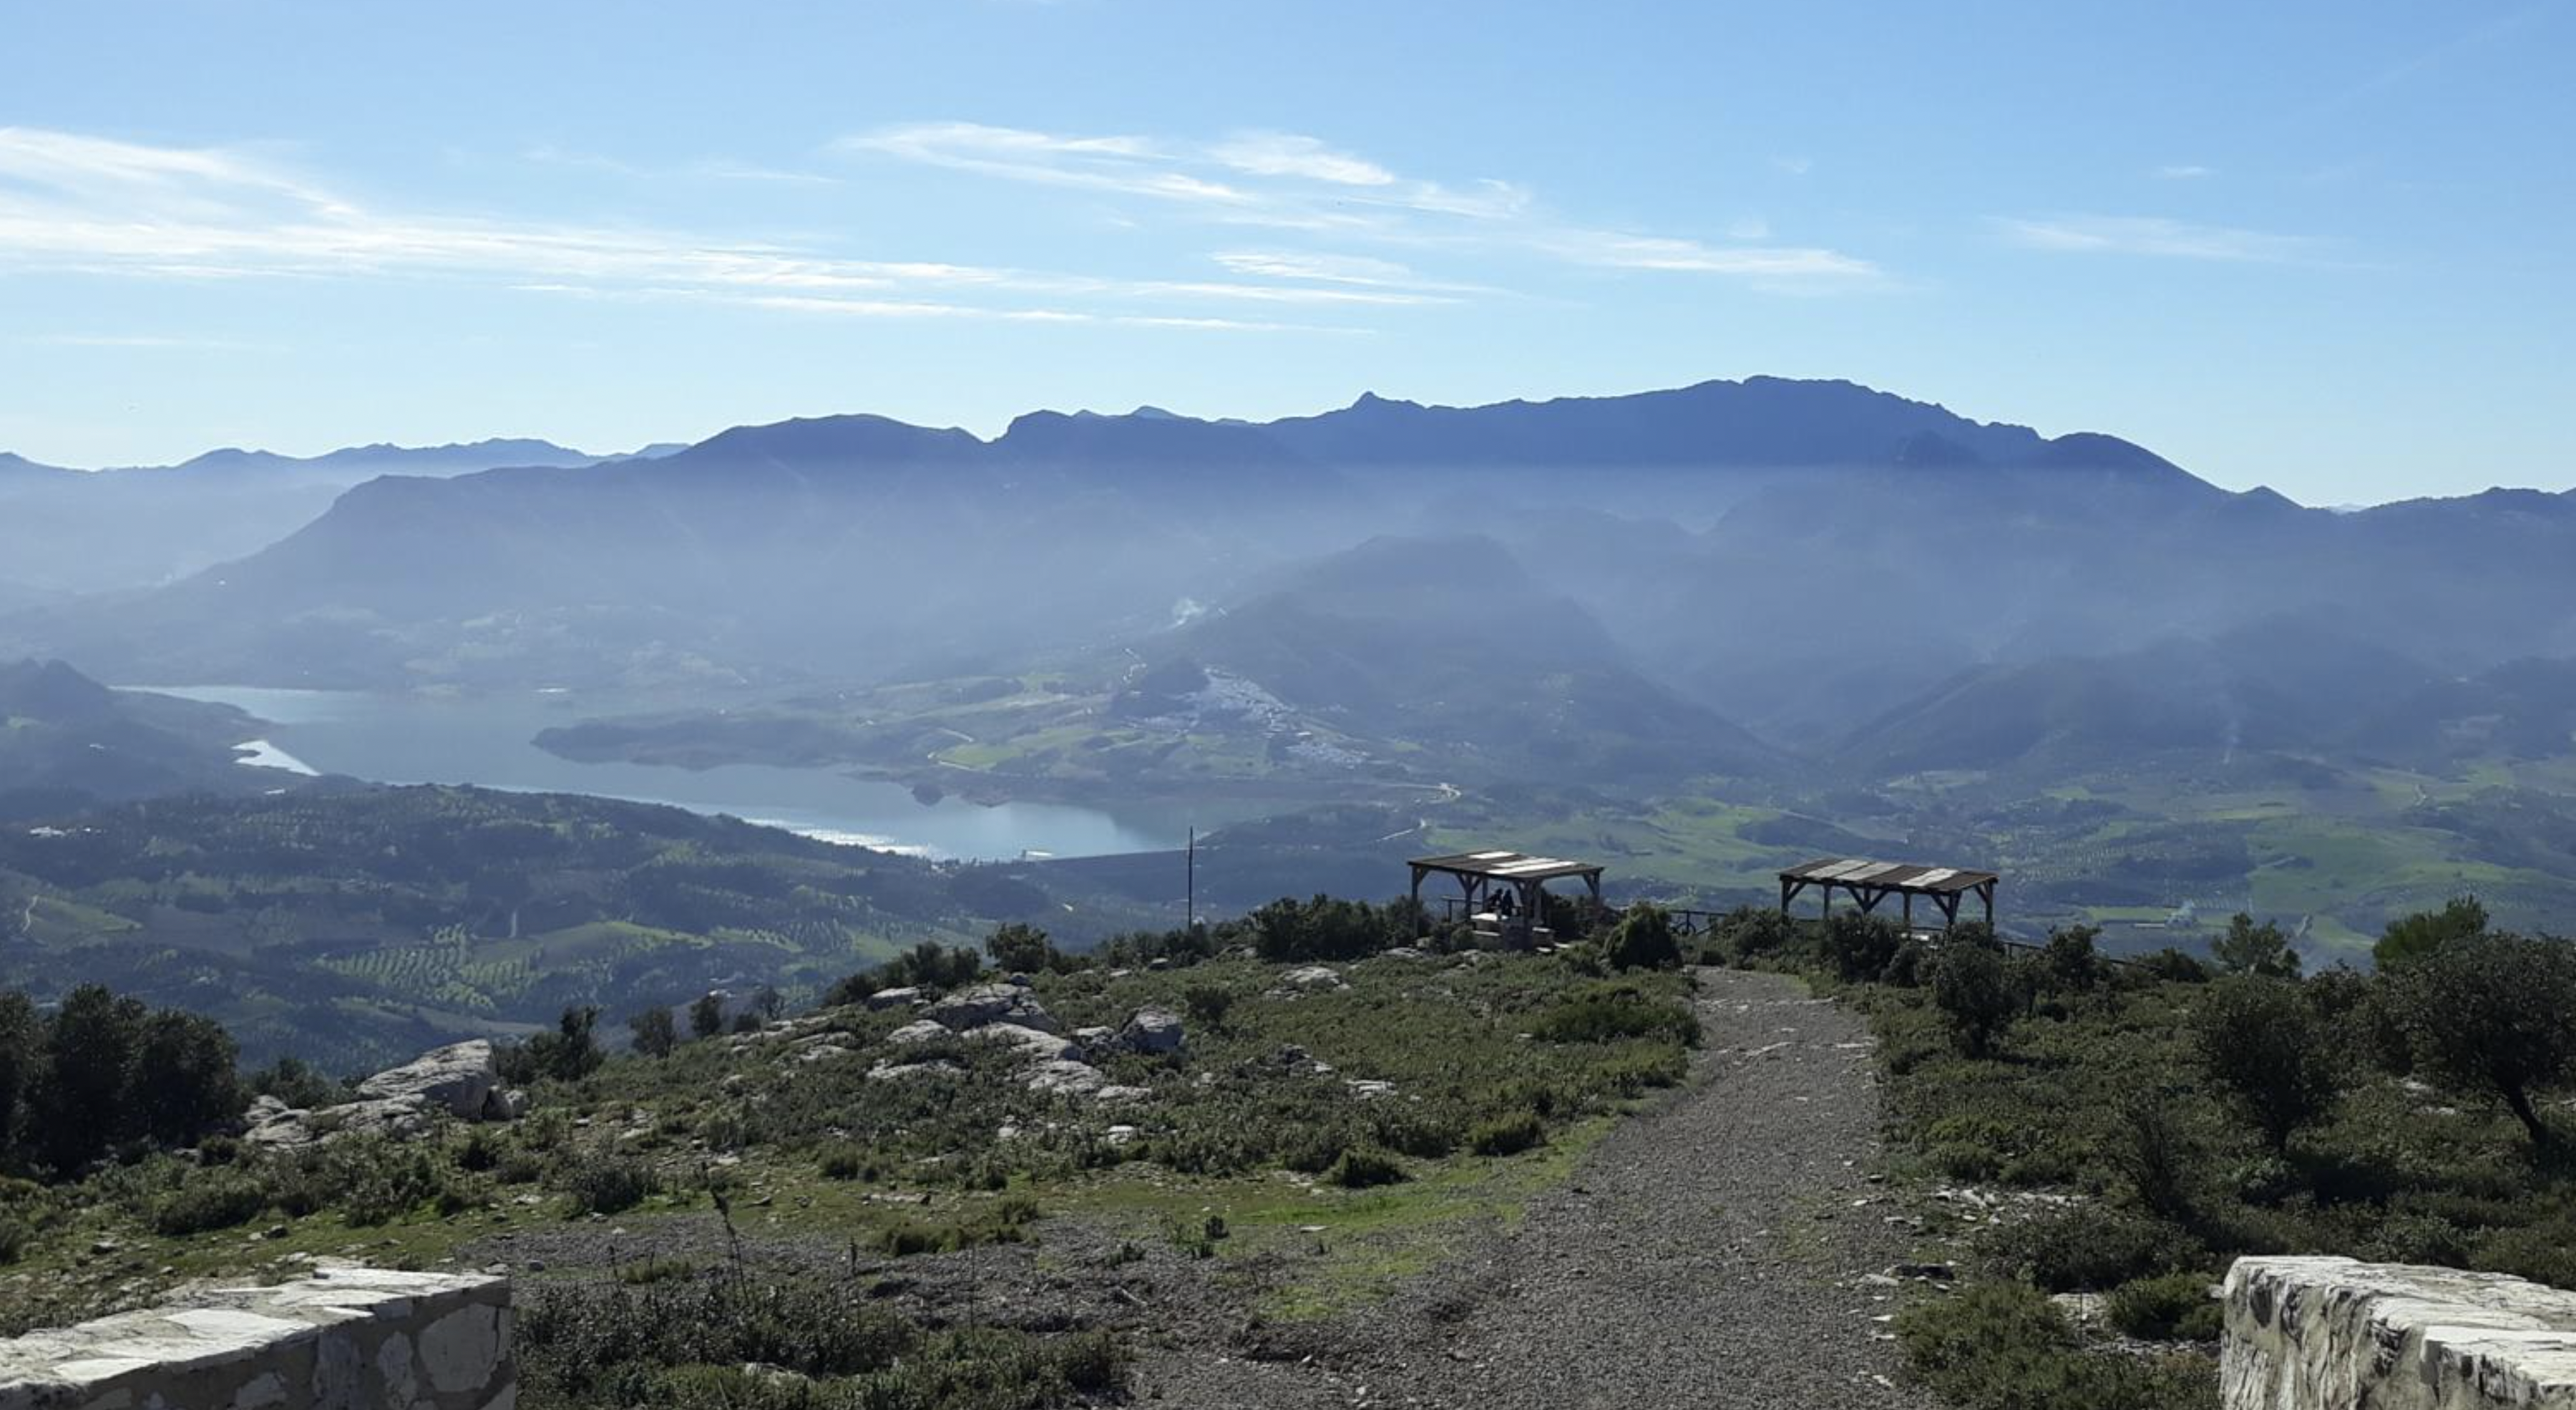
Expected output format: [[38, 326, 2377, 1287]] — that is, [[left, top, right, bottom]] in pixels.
[[886, 1019, 951, 1046], [2223, 1255, 2576, 1409], [1276, 966, 1345, 992], [356, 1039, 498, 1119], [1119, 1008, 1186, 1056], [927, 984, 1060, 1034], [864, 986, 924, 1011], [967, 1024, 1080, 1064], [1024, 1060, 1107, 1097]]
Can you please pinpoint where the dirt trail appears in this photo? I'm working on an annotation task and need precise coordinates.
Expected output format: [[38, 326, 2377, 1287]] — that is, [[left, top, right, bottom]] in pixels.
[[1141, 967, 1938, 1409]]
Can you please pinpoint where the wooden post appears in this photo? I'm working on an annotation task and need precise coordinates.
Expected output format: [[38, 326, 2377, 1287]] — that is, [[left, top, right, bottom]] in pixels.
[[1409, 862, 1425, 937], [1903, 892, 1913, 934]]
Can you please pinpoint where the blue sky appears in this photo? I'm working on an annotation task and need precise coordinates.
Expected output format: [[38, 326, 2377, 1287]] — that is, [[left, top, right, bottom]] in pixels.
[[2, 1, 2567, 502]]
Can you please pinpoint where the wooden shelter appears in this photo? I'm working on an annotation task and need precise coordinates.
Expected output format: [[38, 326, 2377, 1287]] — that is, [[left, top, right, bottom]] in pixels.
[[1778, 856, 1997, 933], [1410, 849, 1605, 945]]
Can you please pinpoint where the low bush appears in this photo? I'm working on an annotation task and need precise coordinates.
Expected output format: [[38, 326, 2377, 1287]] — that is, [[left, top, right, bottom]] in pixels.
[[1984, 1207, 2204, 1293], [1530, 986, 1700, 1046], [1326, 1146, 1406, 1188], [559, 1156, 653, 1217], [2107, 1272, 2223, 1341], [1899, 1280, 2215, 1410], [152, 1171, 268, 1235], [878, 1195, 1040, 1256], [1467, 1109, 1546, 1157]]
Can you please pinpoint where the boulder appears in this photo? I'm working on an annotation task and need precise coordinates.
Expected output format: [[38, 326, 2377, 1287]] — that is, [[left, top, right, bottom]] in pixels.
[[864, 986, 923, 1011], [355, 1040, 497, 1119], [967, 1024, 1081, 1064], [1119, 1007, 1186, 1056], [308, 1095, 437, 1142], [887, 1019, 951, 1046], [1277, 966, 1345, 992], [482, 1088, 530, 1122], [928, 984, 1060, 1034], [1072, 1025, 1119, 1058], [867, 1059, 962, 1083], [1024, 1060, 1107, 1097]]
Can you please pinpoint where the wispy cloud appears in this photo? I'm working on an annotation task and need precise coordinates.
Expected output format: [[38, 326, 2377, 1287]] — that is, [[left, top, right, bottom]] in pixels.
[[2154, 164, 2213, 180], [1996, 214, 2317, 263], [839, 121, 1883, 291], [0, 126, 1382, 331], [524, 143, 840, 187]]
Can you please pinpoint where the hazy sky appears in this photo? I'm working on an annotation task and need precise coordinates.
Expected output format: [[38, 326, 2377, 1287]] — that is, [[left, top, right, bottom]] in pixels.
[[3, 1, 2568, 502]]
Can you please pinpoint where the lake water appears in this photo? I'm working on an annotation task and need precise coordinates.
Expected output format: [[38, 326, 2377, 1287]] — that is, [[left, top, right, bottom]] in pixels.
[[138, 686, 1219, 862]]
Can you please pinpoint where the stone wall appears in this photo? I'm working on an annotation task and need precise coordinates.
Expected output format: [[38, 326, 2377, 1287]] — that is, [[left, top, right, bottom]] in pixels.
[[0, 1266, 512, 1410], [2223, 1255, 2576, 1409]]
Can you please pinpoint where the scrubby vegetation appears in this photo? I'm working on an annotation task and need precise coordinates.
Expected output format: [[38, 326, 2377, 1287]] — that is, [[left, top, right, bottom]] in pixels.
[[1692, 898, 2576, 1410], [0, 911, 1700, 1406]]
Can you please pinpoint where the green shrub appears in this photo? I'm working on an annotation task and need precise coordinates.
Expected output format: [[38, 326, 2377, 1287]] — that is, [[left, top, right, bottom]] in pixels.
[[817, 1147, 878, 1182], [2195, 977, 2343, 1152], [1602, 904, 1682, 971], [2107, 1272, 2223, 1341], [1933, 943, 2018, 1056], [1900, 1280, 2215, 1410], [878, 1195, 1040, 1256], [1984, 1207, 2203, 1293], [152, 1171, 268, 1235], [1468, 1110, 1546, 1157], [1181, 983, 1235, 1032], [559, 1155, 653, 1216], [1823, 912, 1904, 983], [1327, 1146, 1406, 1188], [0, 1213, 27, 1265], [1529, 986, 1699, 1046]]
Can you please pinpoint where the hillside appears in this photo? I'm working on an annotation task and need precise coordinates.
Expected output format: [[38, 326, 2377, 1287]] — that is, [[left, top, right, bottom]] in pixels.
[[0, 439, 623, 596], [0, 785, 1078, 1070], [0, 659, 280, 817]]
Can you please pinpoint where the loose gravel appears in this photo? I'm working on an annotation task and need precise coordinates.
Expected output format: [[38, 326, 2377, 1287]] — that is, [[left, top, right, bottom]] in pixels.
[[1136, 966, 1941, 1409]]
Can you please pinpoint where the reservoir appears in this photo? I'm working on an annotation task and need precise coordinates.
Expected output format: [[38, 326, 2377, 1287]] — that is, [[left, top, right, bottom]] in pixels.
[[135, 685, 1221, 862]]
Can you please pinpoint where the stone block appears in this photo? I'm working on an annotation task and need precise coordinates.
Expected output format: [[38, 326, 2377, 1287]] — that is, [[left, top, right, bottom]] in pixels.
[[0, 1265, 513, 1409], [2223, 1255, 2576, 1409]]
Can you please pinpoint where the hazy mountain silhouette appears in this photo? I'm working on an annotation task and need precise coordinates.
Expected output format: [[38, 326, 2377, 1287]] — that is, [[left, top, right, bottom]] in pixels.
[[0, 659, 280, 817]]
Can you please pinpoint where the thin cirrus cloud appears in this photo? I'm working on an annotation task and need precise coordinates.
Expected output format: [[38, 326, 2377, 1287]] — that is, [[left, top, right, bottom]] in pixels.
[[838, 121, 1881, 290], [0, 125, 1396, 331], [1996, 214, 2317, 263]]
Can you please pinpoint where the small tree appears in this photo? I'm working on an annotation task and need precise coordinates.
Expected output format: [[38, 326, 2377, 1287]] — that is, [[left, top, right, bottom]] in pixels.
[[34, 983, 145, 1173], [1932, 943, 2016, 1057], [130, 1008, 245, 1148], [2211, 913, 2301, 978], [1821, 911, 1903, 983], [2193, 977, 2341, 1152], [752, 986, 786, 1023], [985, 923, 1054, 976], [2043, 924, 2104, 994], [688, 993, 726, 1040], [1603, 903, 1682, 971], [2395, 933, 2576, 1149], [0, 991, 36, 1168], [525, 1006, 604, 1083], [2375, 896, 2487, 972], [628, 1007, 678, 1059]]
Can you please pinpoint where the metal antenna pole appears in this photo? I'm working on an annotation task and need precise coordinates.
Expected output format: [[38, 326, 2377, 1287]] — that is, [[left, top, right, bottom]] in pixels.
[[1186, 826, 1196, 930]]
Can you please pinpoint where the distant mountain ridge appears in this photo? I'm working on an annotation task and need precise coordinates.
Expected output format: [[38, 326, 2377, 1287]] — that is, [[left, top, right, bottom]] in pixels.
[[9, 375, 2576, 774], [0, 658, 282, 817]]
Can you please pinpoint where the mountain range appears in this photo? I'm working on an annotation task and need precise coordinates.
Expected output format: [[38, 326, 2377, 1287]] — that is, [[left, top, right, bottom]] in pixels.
[[0, 438, 666, 597], [4, 376, 2573, 785]]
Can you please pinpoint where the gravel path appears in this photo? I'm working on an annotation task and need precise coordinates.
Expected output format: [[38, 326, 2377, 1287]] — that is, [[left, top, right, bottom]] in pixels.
[[1138, 966, 1940, 1409]]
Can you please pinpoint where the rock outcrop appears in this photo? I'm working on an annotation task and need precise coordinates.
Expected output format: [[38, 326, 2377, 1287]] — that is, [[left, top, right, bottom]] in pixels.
[[243, 1041, 524, 1149], [353, 1040, 497, 1118], [0, 1265, 512, 1409], [2223, 1255, 2576, 1409], [927, 983, 1060, 1034], [1119, 1007, 1185, 1055]]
